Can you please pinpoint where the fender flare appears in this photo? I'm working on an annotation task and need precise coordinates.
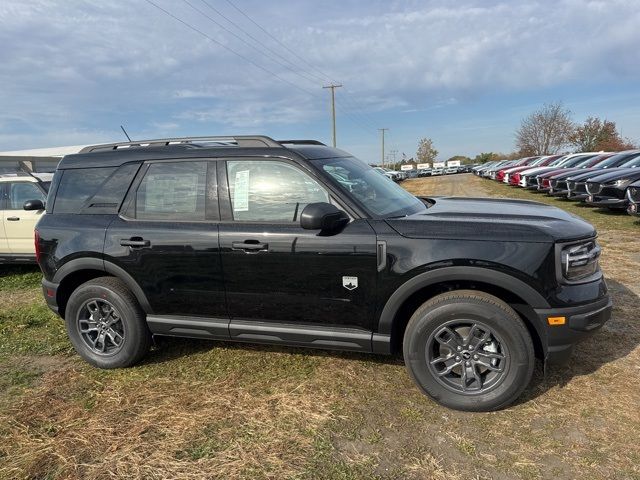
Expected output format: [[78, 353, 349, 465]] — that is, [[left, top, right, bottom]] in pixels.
[[53, 257, 153, 314], [377, 266, 550, 335]]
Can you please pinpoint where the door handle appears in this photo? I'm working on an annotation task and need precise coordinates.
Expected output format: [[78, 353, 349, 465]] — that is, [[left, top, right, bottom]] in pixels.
[[6, 217, 20, 221], [120, 237, 150, 248], [231, 240, 268, 252]]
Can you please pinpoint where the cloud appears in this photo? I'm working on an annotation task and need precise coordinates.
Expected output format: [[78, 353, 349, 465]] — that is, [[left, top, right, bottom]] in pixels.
[[0, 0, 639, 150]]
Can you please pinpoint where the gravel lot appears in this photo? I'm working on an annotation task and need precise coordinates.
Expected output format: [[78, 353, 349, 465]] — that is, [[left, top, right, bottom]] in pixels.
[[0, 173, 638, 480]]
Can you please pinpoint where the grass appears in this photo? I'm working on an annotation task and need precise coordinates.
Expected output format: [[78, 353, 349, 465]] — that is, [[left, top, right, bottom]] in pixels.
[[0, 175, 639, 479]]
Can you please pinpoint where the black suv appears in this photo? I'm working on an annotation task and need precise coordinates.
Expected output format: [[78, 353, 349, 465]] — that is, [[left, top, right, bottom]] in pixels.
[[36, 136, 612, 411]]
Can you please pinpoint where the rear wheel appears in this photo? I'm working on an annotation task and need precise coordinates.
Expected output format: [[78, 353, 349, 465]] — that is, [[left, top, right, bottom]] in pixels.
[[65, 277, 151, 368], [403, 290, 534, 411]]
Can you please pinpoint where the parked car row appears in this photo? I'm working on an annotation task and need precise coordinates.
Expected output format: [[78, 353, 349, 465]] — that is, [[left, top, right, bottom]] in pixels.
[[373, 167, 408, 182], [472, 150, 640, 217], [416, 165, 475, 177]]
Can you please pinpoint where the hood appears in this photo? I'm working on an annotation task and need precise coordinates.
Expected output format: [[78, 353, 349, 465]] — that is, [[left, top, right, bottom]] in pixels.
[[520, 166, 559, 176], [586, 168, 640, 184], [387, 197, 596, 243], [551, 168, 590, 180]]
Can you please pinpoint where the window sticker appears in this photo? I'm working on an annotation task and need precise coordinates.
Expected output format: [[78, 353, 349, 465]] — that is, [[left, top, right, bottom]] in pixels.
[[233, 170, 250, 212]]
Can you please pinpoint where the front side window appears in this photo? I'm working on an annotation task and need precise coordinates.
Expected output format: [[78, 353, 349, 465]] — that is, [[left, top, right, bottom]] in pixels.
[[227, 160, 329, 222], [136, 161, 206, 221], [312, 157, 427, 218], [9, 182, 45, 209]]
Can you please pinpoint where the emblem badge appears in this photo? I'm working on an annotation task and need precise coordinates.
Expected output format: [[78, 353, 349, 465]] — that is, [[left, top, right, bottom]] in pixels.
[[342, 276, 358, 290]]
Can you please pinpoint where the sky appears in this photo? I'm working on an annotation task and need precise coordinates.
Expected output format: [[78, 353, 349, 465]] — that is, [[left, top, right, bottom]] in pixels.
[[1, 0, 639, 162]]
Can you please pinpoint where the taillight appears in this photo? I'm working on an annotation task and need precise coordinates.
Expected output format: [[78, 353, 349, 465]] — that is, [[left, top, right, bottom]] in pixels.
[[34, 229, 41, 264]]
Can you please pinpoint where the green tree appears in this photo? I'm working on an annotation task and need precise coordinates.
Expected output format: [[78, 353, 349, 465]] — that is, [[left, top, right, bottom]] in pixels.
[[446, 155, 472, 165], [416, 138, 438, 164]]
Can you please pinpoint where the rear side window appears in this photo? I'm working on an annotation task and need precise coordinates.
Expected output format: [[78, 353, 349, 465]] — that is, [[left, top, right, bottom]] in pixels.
[[135, 161, 206, 221], [54, 168, 115, 213]]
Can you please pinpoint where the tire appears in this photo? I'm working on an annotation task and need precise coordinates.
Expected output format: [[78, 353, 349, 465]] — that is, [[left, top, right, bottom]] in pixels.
[[65, 276, 151, 369], [403, 290, 534, 412]]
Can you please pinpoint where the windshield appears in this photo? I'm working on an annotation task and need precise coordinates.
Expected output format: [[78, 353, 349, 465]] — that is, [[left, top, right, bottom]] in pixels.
[[598, 152, 640, 168], [561, 155, 596, 168], [312, 157, 427, 218], [620, 154, 640, 168]]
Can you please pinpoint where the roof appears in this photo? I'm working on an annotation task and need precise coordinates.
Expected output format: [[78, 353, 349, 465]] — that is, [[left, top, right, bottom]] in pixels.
[[0, 145, 86, 157], [57, 136, 352, 170]]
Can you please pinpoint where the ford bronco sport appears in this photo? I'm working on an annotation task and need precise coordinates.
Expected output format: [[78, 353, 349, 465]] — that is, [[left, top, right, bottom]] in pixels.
[[36, 136, 611, 411]]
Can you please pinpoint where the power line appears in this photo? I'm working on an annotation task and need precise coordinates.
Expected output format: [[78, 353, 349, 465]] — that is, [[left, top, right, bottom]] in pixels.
[[220, 0, 381, 131], [185, 0, 322, 86], [143, 0, 317, 98], [143, 0, 379, 141]]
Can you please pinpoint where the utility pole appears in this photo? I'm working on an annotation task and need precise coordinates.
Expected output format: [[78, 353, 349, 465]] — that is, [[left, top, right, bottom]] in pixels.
[[389, 149, 398, 168], [323, 84, 342, 147], [378, 128, 388, 167]]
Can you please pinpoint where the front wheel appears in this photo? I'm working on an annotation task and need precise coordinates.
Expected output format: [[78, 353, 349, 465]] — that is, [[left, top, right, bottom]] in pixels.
[[403, 290, 534, 411]]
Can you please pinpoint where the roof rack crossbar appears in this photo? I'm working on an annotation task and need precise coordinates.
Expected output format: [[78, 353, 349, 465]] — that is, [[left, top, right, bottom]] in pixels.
[[79, 135, 283, 153], [277, 140, 326, 146]]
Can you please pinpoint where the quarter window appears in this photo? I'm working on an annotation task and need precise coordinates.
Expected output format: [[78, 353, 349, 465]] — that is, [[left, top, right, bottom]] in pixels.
[[8, 183, 45, 209], [136, 162, 207, 221], [227, 160, 329, 222]]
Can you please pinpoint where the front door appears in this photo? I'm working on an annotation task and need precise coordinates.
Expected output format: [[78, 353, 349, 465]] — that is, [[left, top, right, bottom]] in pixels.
[[218, 158, 377, 334], [3, 181, 47, 254]]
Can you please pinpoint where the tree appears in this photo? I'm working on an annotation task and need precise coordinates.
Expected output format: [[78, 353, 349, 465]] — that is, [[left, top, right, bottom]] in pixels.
[[515, 102, 575, 155], [570, 117, 637, 152], [416, 137, 438, 164]]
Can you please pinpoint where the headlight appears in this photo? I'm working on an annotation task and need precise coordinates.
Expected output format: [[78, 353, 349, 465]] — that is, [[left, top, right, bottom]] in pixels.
[[561, 241, 601, 281], [607, 178, 632, 188]]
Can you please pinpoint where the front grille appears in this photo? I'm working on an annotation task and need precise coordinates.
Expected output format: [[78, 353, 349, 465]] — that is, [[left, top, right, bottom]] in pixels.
[[550, 179, 558, 188], [567, 181, 575, 190], [586, 182, 602, 194], [536, 177, 543, 187], [575, 182, 587, 193], [557, 180, 567, 190], [629, 186, 640, 203]]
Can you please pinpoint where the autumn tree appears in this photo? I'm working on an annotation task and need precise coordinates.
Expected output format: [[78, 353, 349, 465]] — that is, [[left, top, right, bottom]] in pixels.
[[416, 137, 438, 164], [447, 155, 472, 165], [515, 102, 575, 155], [570, 117, 637, 152]]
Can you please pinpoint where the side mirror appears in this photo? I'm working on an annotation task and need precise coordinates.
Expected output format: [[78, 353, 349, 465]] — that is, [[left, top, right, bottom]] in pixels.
[[23, 199, 45, 211], [300, 202, 349, 234]]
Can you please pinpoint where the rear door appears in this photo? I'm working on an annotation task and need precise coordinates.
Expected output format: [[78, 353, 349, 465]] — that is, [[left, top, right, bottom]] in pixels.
[[104, 159, 226, 330], [3, 181, 46, 254]]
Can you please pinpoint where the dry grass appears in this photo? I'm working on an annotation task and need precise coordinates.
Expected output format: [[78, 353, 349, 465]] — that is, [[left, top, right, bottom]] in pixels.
[[1, 174, 639, 479]]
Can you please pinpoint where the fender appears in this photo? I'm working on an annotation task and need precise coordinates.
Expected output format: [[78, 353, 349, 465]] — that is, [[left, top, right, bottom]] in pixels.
[[52, 257, 153, 314], [377, 266, 550, 336]]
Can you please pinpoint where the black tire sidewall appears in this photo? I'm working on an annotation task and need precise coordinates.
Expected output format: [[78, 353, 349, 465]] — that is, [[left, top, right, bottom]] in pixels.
[[65, 282, 146, 369], [404, 298, 533, 411]]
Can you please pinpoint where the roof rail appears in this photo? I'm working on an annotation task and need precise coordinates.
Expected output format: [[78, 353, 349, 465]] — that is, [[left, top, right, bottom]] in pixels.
[[277, 140, 326, 146], [79, 135, 283, 153]]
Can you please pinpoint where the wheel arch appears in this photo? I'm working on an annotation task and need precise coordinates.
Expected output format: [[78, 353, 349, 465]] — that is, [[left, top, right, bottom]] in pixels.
[[53, 258, 152, 318], [378, 267, 550, 358]]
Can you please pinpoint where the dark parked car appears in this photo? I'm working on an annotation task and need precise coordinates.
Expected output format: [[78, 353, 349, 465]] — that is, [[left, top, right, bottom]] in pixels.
[[626, 180, 640, 216], [566, 150, 640, 200], [36, 136, 611, 412], [547, 154, 614, 197], [583, 155, 640, 209]]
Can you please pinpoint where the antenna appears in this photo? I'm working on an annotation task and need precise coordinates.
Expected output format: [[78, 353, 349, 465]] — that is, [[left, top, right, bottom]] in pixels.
[[120, 125, 132, 142]]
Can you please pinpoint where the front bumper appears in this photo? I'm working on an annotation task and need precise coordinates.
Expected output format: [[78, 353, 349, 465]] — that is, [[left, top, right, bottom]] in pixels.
[[535, 295, 612, 364], [584, 195, 628, 209], [549, 189, 569, 197]]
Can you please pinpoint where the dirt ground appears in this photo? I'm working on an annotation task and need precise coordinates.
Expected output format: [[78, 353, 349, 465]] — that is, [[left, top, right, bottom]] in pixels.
[[0, 174, 638, 480]]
